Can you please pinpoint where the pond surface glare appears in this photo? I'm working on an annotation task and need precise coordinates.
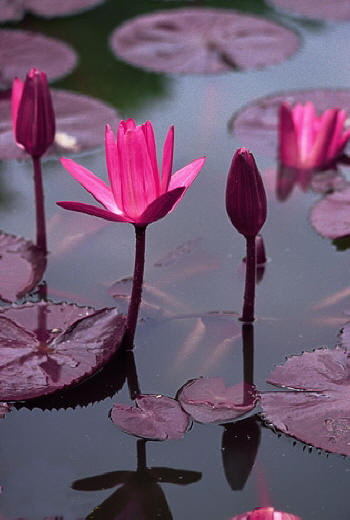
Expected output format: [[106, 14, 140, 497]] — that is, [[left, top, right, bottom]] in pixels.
[[0, 1, 350, 519]]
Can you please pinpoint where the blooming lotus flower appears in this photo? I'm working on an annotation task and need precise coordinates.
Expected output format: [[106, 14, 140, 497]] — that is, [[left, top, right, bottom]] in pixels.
[[279, 101, 350, 171], [57, 119, 205, 226], [226, 148, 267, 238], [231, 506, 302, 520], [12, 68, 55, 158]]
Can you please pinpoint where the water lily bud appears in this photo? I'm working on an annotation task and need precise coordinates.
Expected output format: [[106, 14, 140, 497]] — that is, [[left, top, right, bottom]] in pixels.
[[12, 68, 56, 158], [226, 148, 267, 237]]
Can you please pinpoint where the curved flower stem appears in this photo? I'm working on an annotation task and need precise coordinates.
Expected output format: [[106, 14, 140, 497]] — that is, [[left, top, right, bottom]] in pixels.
[[32, 156, 47, 253], [241, 235, 256, 323], [124, 225, 147, 349]]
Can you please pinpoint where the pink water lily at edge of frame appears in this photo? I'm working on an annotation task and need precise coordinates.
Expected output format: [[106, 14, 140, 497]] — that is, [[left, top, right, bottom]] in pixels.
[[230, 506, 302, 520], [57, 119, 206, 226], [279, 101, 350, 170]]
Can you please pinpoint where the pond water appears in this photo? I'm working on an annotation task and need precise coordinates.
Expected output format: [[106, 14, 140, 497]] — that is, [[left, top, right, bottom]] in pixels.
[[1, 1, 350, 518]]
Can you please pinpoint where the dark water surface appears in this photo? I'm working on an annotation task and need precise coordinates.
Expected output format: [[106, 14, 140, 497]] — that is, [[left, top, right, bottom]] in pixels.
[[1, 1, 350, 518]]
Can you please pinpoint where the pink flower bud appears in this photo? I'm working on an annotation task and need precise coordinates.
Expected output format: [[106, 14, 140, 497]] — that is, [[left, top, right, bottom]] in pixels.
[[12, 68, 56, 158], [226, 148, 267, 237]]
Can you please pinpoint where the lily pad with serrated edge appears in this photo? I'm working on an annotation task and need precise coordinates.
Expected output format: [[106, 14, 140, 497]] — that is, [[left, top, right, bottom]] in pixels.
[[0, 302, 126, 401], [110, 7, 299, 75]]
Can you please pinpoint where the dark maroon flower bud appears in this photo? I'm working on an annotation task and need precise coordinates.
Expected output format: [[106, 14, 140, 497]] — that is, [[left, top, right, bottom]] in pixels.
[[226, 148, 267, 237], [12, 68, 56, 158]]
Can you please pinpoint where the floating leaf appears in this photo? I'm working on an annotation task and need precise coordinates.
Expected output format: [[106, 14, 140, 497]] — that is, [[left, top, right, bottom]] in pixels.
[[0, 232, 46, 302], [231, 506, 302, 520], [110, 394, 191, 440], [231, 89, 350, 155], [261, 346, 350, 455], [177, 377, 257, 424], [0, 302, 126, 401], [310, 186, 350, 239], [0, 0, 105, 21], [0, 29, 77, 88], [0, 88, 120, 159], [268, 0, 350, 21], [110, 7, 299, 74]]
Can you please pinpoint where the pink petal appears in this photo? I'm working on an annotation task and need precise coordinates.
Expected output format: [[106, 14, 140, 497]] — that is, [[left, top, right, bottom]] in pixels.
[[141, 121, 160, 195], [137, 187, 185, 225], [60, 157, 118, 212], [297, 101, 317, 162], [307, 109, 338, 168], [11, 77, 23, 134], [104, 125, 125, 212], [278, 103, 299, 168], [328, 110, 348, 159], [57, 201, 130, 223], [161, 125, 174, 192], [168, 157, 206, 191]]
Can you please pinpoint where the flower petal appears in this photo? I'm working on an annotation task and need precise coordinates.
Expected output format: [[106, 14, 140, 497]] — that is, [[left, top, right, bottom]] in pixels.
[[60, 157, 118, 213], [104, 125, 124, 211], [161, 125, 174, 192], [56, 201, 130, 223], [11, 77, 24, 134], [168, 157, 206, 191], [307, 109, 338, 169], [141, 121, 160, 195], [137, 187, 185, 225], [278, 103, 299, 168]]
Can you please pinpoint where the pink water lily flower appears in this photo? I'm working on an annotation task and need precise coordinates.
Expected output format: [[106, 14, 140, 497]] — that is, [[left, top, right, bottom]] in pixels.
[[279, 101, 350, 170], [57, 119, 205, 226], [231, 506, 302, 520]]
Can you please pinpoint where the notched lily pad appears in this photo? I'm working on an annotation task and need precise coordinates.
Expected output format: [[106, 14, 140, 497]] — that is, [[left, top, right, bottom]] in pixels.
[[110, 7, 299, 75], [177, 377, 257, 424], [231, 89, 350, 155], [0, 0, 105, 21], [261, 346, 350, 455], [0, 88, 120, 159], [110, 394, 191, 440], [310, 186, 350, 239], [0, 29, 77, 88], [268, 0, 350, 21], [0, 232, 46, 302], [0, 302, 126, 401]]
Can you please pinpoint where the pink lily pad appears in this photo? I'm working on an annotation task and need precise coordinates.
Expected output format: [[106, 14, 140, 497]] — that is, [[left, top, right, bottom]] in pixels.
[[268, 0, 350, 21], [0, 232, 46, 303], [0, 0, 105, 21], [110, 394, 191, 440], [310, 186, 350, 239], [0, 88, 120, 159], [110, 7, 299, 75], [231, 89, 350, 155], [0, 29, 77, 88], [0, 302, 126, 401], [177, 377, 257, 424], [261, 346, 350, 455]]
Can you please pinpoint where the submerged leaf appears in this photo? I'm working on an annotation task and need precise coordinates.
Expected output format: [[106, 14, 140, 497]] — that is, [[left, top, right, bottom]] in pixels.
[[110, 7, 299, 75], [177, 377, 257, 424], [0, 302, 126, 401], [110, 394, 191, 440], [0, 29, 77, 88], [310, 186, 350, 239], [0, 232, 46, 302], [261, 346, 350, 455]]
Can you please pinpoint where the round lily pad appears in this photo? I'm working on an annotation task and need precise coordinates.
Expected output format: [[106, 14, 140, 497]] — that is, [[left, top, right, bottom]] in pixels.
[[0, 29, 77, 88], [177, 377, 257, 424], [110, 7, 299, 75], [0, 232, 46, 303], [268, 0, 350, 21], [261, 346, 350, 455], [0, 0, 105, 21], [310, 186, 350, 239], [0, 302, 126, 401], [231, 89, 350, 155], [0, 88, 120, 159], [111, 394, 191, 440]]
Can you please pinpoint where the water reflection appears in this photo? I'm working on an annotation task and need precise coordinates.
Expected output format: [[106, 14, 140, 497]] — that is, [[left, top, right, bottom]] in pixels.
[[73, 439, 201, 520]]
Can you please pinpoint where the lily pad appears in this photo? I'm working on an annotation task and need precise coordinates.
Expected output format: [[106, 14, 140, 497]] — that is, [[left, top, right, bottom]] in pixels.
[[231, 89, 350, 155], [310, 186, 350, 239], [0, 302, 126, 401], [268, 0, 350, 21], [0, 88, 120, 159], [0, 0, 105, 21], [177, 377, 257, 424], [110, 394, 191, 440], [231, 506, 301, 520], [0, 232, 46, 303], [110, 7, 299, 75], [261, 346, 350, 455], [0, 29, 77, 88]]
